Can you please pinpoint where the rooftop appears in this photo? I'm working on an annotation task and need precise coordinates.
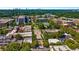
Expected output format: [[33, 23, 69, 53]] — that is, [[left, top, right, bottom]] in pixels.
[[53, 45, 71, 51], [48, 39, 60, 44], [0, 19, 14, 24]]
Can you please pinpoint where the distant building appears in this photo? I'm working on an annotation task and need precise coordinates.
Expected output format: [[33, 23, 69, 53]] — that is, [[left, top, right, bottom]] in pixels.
[[56, 19, 75, 27], [37, 18, 49, 22], [56, 19, 64, 25], [73, 19, 79, 25], [16, 16, 30, 25]]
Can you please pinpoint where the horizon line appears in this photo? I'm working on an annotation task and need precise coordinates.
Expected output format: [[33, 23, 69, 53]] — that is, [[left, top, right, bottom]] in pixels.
[[0, 7, 79, 10]]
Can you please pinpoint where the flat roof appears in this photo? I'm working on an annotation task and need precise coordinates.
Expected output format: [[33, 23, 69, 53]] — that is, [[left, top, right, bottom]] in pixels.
[[48, 39, 60, 44], [53, 45, 71, 51], [14, 32, 32, 37], [0, 19, 14, 24]]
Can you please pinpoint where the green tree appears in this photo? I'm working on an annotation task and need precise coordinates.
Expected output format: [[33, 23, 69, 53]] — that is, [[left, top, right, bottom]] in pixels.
[[38, 23, 45, 29], [0, 28, 8, 35], [32, 30, 36, 41], [31, 40, 39, 48], [20, 46, 31, 51], [5, 42, 21, 51], [15, 34, 23, 40], [64, 39, 77, 49], [43, 40, 49, 48], [20, 42, 31, 51], [67, 43, 77, 49]]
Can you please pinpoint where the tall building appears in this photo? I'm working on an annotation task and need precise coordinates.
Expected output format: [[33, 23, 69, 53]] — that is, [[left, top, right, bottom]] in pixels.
[[16, 16, 30, 25]]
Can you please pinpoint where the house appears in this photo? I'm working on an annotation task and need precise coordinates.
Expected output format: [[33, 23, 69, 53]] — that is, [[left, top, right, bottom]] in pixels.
[[48, 39, 60, 44]]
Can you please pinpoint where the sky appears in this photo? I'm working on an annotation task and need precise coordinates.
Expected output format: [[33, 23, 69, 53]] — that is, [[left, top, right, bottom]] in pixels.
[[0, 0, 79, 9]]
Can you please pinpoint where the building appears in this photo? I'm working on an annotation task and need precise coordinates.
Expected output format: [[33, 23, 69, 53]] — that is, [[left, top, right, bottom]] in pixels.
[[6, 25, 32, 44], [73, 19, 79, 25], [43, 29, 60, 33], [0, 35, 11, 46], [34, 30, 42, 40], [23, 37, 32, 43], [16, 16, 30, 25], [0, 18, 14, 28], [75, 29, 79, 32], [52, 45, 71, 51], [31, 48, 50, 51], [48, 39, 60, 44], [59, 33, 72, 42], [56, 18, 75, 27], [37, 18, 49, 22]]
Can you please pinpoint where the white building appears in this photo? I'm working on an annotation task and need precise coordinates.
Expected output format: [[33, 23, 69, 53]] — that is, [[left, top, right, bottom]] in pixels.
[[53, 45, 71, 51], [48, 39, 60, 44]]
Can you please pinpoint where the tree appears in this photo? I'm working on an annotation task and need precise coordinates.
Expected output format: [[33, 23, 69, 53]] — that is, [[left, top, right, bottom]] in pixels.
[[20, 46, 31, 51], [64, 39, 77, 49], [75, 43, 79, 49], [2, 42, 31, 51], [5, 42, 21, 51], [38, 23, 45, 29], [32, 30, 36, 41], [15, 34, 23, 40], [0, 28, 8, 35], [67, 43, 77, 49], [20, 42, 31, 51], [31, 40, 39, 48], [75, 39, 79, 43], [43, 40, 49, 48], [48, 20, 60, 29], [65, 39, 75, 44]]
